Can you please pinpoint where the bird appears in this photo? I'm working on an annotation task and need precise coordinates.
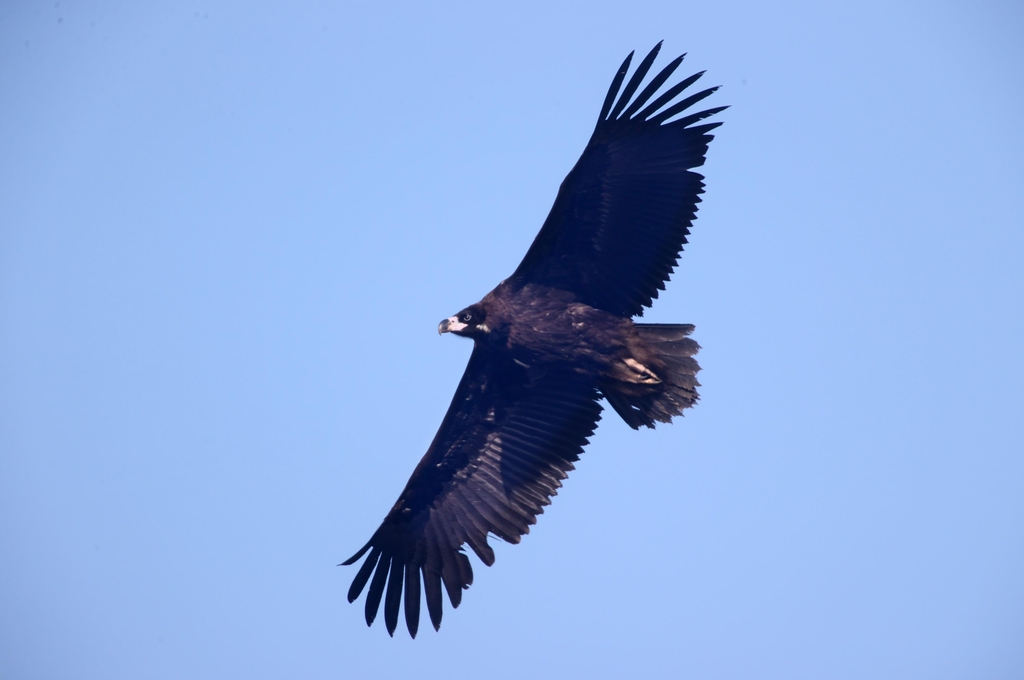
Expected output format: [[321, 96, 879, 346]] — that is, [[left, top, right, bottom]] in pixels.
[[342, 42, 725, 638]]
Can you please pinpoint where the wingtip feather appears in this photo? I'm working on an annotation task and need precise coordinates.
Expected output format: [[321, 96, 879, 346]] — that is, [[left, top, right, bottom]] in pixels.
[[622, 53, 686, 120], [340, 539, 372, 566], [384, 558, 404, 636], [364, 554, 390, 627], [608, 42, 663, 121], [649, 86, 721, 125], [597, 50, 635, 123], [347, 546, 381, 603], [404, 564, 421, 638]]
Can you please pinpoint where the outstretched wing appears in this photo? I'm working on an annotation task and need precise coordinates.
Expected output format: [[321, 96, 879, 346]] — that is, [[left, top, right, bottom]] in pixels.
[[509, 42, 726, 317], [342, 347, 603, 637]]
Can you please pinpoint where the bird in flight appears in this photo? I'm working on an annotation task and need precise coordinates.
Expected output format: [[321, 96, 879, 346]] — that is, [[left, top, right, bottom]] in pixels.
[[343, 42, 725, 637]]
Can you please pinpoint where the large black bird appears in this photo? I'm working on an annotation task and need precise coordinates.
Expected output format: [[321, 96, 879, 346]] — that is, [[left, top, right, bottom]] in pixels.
[[343, 43, 725, 637]]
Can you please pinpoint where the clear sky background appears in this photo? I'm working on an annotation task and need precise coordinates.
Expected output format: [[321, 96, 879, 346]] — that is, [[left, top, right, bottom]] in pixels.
[[2, 2, 1023, 678]]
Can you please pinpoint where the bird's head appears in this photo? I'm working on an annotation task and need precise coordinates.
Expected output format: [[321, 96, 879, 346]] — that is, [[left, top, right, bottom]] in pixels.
[[438, 304, 489, 338]]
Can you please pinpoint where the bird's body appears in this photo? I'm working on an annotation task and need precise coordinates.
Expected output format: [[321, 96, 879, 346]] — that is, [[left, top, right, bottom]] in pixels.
[[443, 281, 700, 426], [457, 282, 640, 376], [343, 42, 724, 637]]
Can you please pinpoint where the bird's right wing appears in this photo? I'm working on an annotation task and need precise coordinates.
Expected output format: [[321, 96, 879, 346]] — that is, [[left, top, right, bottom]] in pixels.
[[342, 346, 604, 637]]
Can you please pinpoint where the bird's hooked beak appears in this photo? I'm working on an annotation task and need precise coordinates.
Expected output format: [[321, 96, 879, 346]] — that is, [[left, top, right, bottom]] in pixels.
[[438, 316, 468, 335]]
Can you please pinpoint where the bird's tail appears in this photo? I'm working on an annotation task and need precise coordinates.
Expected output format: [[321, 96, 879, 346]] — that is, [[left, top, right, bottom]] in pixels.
[[603, 324, 701, 430]]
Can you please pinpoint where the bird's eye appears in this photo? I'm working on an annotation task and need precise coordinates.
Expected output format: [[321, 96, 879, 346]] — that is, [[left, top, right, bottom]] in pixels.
[[462, 312, 473, 322]]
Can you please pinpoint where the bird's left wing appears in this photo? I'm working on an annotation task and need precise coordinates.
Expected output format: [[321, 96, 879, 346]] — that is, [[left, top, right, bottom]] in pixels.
[[508, 42, 726, 317], [342, 346, 603, 637]]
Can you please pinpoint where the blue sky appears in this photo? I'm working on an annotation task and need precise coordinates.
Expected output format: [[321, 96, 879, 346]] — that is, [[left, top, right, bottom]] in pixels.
[[2, 2, 1022, 678]]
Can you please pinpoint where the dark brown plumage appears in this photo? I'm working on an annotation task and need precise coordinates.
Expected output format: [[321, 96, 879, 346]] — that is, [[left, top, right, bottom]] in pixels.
[[342, 42, 725, 637]]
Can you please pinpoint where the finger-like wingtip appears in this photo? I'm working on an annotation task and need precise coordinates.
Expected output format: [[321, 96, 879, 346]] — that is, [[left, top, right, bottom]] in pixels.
[[340, 539, 372, 566], [364, 554, 390, 627], [346, 546, 381, 603], [404, 566, 421, 638], [649, 86, 720, 125], [598, 49, 635, 123], [608, 42, 663, 122], [384, 558, 403, 636], [622, 52, 685, 120]]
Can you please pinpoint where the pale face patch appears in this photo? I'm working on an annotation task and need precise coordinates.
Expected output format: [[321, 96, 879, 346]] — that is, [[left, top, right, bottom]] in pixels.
[[439, 316, 468, 334]]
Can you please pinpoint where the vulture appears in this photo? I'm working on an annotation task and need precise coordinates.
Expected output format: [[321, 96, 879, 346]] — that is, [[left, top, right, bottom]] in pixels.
[[342, 42, 725, 637]]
